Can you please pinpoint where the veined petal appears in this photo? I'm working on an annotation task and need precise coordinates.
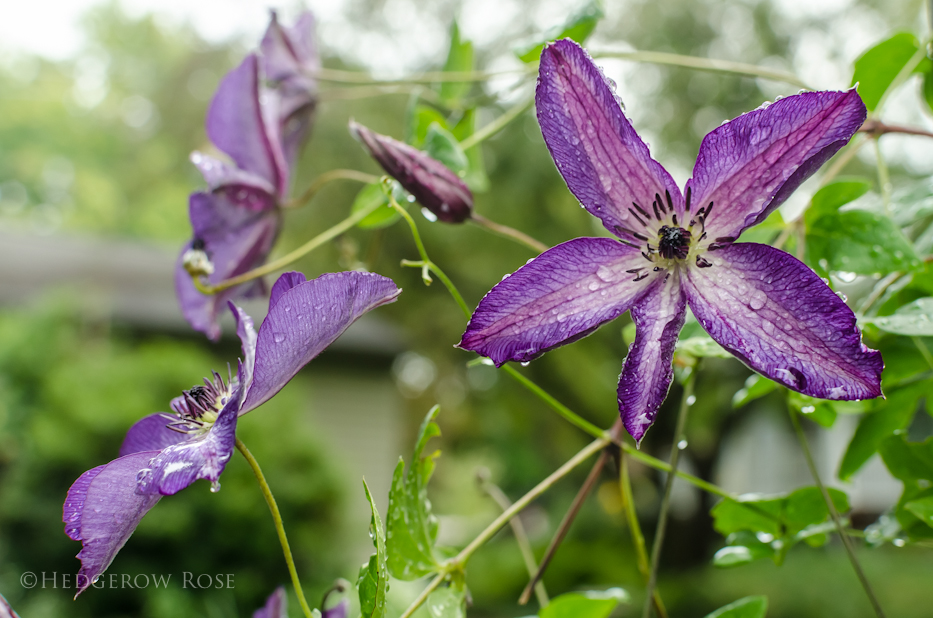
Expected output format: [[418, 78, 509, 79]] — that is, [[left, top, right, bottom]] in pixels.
[[190, 152, 277, 209], [119, 414, 189, 457], [324, 599, 350, 618], [63, 452, 162, 597], [537, 39, 684, 238], [683, 243, 882, 399], [688, 89, 866, 240], [617, 271, 687, 443], [135, 382, 241, 496], [230, 302, 257, 390], [459, 238, 661, 365], [0, 593, 20, 618], [175, 191, 280, 340], [207, 55, 284, 191], [260, 11, 319, 83], [253, 586, 288, 618], [241, 272, 402, 413]]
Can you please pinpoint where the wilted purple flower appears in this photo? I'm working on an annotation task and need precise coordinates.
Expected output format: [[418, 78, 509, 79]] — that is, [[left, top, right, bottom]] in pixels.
[[254, 586, 287, 618], [65, 271, 400, 596], [176, 11, 319, 340], [459, 39, 882, 442], [349, 121, 474, 223]]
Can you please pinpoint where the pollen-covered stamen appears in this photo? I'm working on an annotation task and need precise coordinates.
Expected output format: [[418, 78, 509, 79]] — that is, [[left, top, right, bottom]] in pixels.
[[657, 225, 692, 260], [167, 369, 235, 434]]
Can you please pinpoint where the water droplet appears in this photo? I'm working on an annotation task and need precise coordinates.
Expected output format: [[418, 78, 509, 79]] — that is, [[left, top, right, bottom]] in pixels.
[[588, 281, 600, 291], [406, 194, 416, 203], [893, 538, 906, 547], [677, 439, 688, 450], [748, 290, 766, 311], [686, 395, 696, 406], [801, 405, 816, 414], [520, 361, 530, 367], [836, 271, 857, 283], [596, 265, 615, 282], [283, 305, 291, 312], [420, 207, 437, 222], [273, 332, 286, 344], [210, 481, 221, 493]]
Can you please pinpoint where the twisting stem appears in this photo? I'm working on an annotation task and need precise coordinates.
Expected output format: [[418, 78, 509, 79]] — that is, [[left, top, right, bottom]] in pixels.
[[855, 271, 902, 316], [479, 472, 550, 607], [789, 412, 886, 618], [194, 195, 387, 294], [621, 452, 668, 618], [399, 438, 609, 618], [236, 438, 313, 618], [642, 370, 696, 618], [519, 446, 611, 605], [460, 97, 535, 150], [286, 169, 379, 209], [389, 196, 472, 317], [859, 119, 933, 140], [469, 213, 549, 253]]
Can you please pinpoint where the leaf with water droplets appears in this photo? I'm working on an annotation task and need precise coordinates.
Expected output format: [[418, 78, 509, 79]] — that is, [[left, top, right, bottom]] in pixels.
[[386, 406, 442, 580], [538, 588, 629, 618], [358, 479, 388, 618], [806, 209, 921, 277], [703, 595, 768, 618], [863, 297, 933, 336]]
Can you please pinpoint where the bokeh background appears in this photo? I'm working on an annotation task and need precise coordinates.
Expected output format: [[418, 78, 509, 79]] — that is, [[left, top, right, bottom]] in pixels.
[[1, 0, 931, 616]]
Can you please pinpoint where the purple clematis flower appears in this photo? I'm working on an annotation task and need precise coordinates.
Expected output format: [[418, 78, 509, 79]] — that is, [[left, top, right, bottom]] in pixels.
[[349, 120, 474, 223], [458, 39, 882, 443], [65, 271, 400, 597], [176, 11, 319, 341]]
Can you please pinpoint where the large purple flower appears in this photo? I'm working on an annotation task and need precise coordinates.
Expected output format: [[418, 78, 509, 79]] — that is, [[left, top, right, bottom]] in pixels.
[[65, 271, 400, 596], [458, 39, 882, 443], [176, 11, 319, 340]]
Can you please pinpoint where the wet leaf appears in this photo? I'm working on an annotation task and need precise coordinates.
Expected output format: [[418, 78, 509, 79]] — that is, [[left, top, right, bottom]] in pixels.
[[807, 209, 921, 276], [425, 123, 468, 175], [703, 596, 768, 618], [904, 496, 933, 528], [539, 588, 630, 618], [732, 374, 779, 408], [352, 182, 402, 229], [358, 479, 388, 618], [864, 298, 933, 336], [805, 178, 872, 226]]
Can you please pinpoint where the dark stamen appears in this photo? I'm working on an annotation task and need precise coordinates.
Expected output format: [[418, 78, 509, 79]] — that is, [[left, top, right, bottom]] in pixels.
[[191, 237, 206, 251], [696, 256, 712, 268], [628, 208, 647, 228], [665, 190, 673, 212], [685, 186, 692, 212], [614, 225, 649, 242], [633, 272, 650, 281], [672, 214, 678, 225], [632, 201, 651, 219], [655, 192, 667, 215], [715, 236, 735, 243], [652, 200, 662, 221], [625, 268, 643, 274]]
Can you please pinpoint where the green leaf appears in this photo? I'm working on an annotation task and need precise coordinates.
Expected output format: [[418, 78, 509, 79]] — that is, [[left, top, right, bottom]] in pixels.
[[539, 588, 630, 618], [807, 209, 921, 276], [838, 383, 926, 480], [424, 123, 468, 175], [851, 33, 922, 111], [732, 374, 779, 408], [703, 596, 768, 618], [879, 434, 933, 482], [408, 105, 449, 148], [864, 298, 933, 336], [386, 406, 442, 580], [515, 0, 604, 63], [439, 22, 474, 104], [783, 487, 849, 537], [904, 496, 933, 528], [711, 495, 783, 537], [713, 531, 776, 568], [805, 178, 872, 226], [675, 334, 731, 359], [923, 68, 933, 116], [737, 208, 784, 244], [787, 392, 837, 428], [425, 586, 466, 618], [358, 479, 389, 618], [450, 109, 489, 192], [352, 182, 402, 229]]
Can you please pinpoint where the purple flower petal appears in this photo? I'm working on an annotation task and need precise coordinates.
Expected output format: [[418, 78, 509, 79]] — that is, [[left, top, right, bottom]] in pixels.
[[617, 272, 686, 443], [135, 382, 241, 496], [459, 238, 661, 366], [119, 414, 189, 457], [253, 586, 288, 618], [683, 243, 882, 399], [241, 272, 401, 413], [190, 152, 277, 206], [269, 271, 308, 311], [687, 89, 866, 240], [349, 120, 473, 223], [536, 39, 684, 239], [175, 191, 280, 340], [0, 593, 20, 618], [63, 452, 162, 597], [324, 598, 350, 618], [206, 54, 285, 193]]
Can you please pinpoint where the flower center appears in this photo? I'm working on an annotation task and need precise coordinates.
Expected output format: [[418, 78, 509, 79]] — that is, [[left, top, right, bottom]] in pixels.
[[614, 188, 734, 280], [164, 370, 234, 436]]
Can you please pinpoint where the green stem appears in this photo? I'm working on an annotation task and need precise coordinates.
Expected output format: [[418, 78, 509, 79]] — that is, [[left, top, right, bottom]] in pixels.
[[790, 413, 886, 618], [502, 364, 605, 438], [469, 213, 549, 253], [389, 197, 472, 318], [873, 138, 892, 215], [460, 97, 535, 150], [286, 169, 380, 209], [236, 438, 313, 618], [195, 195, 386, 294], [621, 453, 668, 618], [913, 337, 933, 372], [399, 438, 609, 618], [590, 50, 812, 90], [855, 271, 902, 317], [642, 371, 696, 618], [312, 66, 535, 85]]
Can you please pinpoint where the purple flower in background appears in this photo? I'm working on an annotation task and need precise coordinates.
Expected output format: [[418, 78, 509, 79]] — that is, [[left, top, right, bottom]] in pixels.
[[176, 11, 319, 340], [65, 271, 400, 596], [0, 594, 20, 618], [349, 120, 474, 223], [254, 587, 287, 618], [459, 39, 882, 443]]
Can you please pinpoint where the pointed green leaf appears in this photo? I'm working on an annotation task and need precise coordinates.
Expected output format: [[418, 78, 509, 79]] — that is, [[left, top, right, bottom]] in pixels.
[[703, 596, 768, 618], [851, 33, 922, 111], [450, 109, 489, 192], [711, 495, 783, 537], [408, 105, 449, 148], [675, 334, 731, 359], [904, 496, 933, 528], [807, 210, 921, 276], [805, 178, 872, 226], [783, 487, 849, 537], [732, 374, 779, 408], [425, 123, 468, 175], [352, 182, 402, 229], [439, 22, 474, 104], [425, 586, 467, 618], [864, 298, 933, 336], [515, 0, 604, 63], [358, 479, 388, 618], [539, 588, 629, 618], [879, 434, 933, 482], [839, 382, 926, 480], [386, 406, 442, 580]]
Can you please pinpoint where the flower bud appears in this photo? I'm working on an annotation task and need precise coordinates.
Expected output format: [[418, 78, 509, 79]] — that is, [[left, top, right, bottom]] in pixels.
[[349, 120, 473, 223]]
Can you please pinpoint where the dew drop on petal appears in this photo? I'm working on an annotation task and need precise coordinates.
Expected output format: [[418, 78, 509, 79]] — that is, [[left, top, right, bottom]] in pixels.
[[596, 264, 615, 282], [210, 481, 221, 493], [520, 361, 530, 367], [588, 281, 600, 291], [748, 290, 766, 311], [273, 332, 286, 343]]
